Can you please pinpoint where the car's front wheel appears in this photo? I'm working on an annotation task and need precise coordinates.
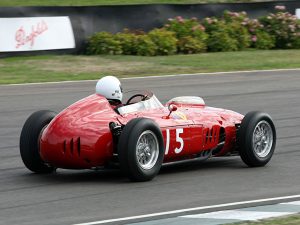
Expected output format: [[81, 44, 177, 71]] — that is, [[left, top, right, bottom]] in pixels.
[[20, 110, 56, 173], [238, 111, 276, 167], [118, 118, 164, 182]]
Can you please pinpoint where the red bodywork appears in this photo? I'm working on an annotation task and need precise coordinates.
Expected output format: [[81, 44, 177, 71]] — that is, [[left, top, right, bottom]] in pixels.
[[40, 93, 243, 169]]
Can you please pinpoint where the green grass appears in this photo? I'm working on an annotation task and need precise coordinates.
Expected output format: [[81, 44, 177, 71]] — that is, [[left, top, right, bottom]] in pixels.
[[0, 0, 286, 6], [226, 213, 300, 225], [1, 49, 300, 84]]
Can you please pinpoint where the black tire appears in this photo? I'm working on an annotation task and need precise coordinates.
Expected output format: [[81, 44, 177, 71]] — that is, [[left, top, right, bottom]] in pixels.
[[118, 118, 164, 182], [20, 110, 57, 173], [238, 111, 276, 167]]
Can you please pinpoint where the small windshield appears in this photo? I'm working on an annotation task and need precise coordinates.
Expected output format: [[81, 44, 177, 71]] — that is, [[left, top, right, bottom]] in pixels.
[[118, 90, 163, 115]]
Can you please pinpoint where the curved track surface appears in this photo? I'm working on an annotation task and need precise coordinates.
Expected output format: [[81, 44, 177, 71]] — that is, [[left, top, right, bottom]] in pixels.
[[0, 70, 300, 225]]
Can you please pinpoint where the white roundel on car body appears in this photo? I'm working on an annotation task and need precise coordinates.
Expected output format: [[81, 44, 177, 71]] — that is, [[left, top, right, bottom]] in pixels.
[[167, 96, 205, 106]]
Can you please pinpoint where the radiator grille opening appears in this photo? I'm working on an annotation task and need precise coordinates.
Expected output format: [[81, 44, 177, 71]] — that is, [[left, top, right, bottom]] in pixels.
[[62, 138, 81, 156], [70, 138, 73, 154], [77, 137, 81, 156]]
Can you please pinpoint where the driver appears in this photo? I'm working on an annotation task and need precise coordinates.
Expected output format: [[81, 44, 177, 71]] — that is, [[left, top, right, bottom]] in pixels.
[[96, 76, 123, 107]]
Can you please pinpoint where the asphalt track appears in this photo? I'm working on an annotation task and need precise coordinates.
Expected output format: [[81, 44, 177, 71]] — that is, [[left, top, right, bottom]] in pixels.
[[0, 70, 300, 225]]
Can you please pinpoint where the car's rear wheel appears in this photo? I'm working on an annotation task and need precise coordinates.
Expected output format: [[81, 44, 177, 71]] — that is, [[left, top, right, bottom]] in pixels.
[[238, 111, 276, 167], [20, 110, 56, 173], [118, 118, 164, 182]]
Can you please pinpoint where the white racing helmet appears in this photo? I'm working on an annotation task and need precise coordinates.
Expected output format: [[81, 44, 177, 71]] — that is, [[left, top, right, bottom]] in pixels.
[[96, 76, 123, 101]]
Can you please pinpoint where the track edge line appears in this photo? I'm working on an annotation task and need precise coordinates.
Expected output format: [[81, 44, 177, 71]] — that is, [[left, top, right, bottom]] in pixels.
[[73, 194, 300, 225]]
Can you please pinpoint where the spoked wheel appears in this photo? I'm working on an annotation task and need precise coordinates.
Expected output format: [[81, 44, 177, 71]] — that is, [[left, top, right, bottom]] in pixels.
[[136, 130, 160, 170], [252, 120, 274, 158], [20, 110, 56, 173], [118, 118, 164, 182], [238, 111, 276, 167]]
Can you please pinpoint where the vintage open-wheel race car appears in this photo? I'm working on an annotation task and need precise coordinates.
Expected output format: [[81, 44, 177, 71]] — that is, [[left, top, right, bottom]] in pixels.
[[20, 84, 276, 182]]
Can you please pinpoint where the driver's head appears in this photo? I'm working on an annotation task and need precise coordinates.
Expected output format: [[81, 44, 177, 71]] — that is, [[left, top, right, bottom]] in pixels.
[[96, 76, 123, 102]]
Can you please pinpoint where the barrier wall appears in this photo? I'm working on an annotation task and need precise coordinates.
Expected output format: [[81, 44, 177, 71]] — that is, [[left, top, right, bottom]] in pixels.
[[0, 0, 300, 56]]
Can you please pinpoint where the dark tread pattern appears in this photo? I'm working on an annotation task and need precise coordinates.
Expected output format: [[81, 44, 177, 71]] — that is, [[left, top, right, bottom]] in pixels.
[[20, 110, 57, 173], [239, 111, 276, 167], [118, 118, 164, 182]]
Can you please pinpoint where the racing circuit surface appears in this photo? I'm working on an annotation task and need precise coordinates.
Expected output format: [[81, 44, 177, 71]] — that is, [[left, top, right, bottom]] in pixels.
[[0, 70, 300, 225]]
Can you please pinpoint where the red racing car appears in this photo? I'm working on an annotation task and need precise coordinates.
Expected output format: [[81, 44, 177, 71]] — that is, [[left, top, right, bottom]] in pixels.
[[20, 88, 276, 182]]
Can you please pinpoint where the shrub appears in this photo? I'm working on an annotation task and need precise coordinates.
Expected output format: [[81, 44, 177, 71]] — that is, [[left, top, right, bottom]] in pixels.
[[203, 18, 238, 52], [291, 36, 300, 49], [244, 18, 263, 47], [123, 28, 146, 35], [226, 21, 251, 50], [259, 7, 300, 49], [114, 32, 137, 55], [178, 36, 207, 54], [202, 17, 223, 34], [134, 35, 157, 56], [238, 16, 275, 50], [252, 31, 275, 50], [244, 18, 264, 36], [191, 24, 208, 44], [221, 11, 251, 49], [204, 13, 251, 51], [207, 31, 238, 52], [165, 16, 208, 52], [86, 32, 122, 55], [223, 10, 248, 23], [85, 8, 300, 56], [148, 29, 178, 55], [165, 16, 200, 39]]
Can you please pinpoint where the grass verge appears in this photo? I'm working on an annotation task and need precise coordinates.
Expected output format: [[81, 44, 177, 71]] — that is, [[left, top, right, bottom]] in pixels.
[[0, 49, 300, 84], [0, 0, 286, 6], [226, 213, 300, 225]]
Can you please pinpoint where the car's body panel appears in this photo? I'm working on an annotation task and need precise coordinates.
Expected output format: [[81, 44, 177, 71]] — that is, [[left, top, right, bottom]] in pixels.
[[40, 93, 243, 169], [40, 94, 117, 169]]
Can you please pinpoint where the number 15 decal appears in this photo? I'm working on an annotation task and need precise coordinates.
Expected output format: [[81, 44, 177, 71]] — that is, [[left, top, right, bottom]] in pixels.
[[165, 128, 184, 155]]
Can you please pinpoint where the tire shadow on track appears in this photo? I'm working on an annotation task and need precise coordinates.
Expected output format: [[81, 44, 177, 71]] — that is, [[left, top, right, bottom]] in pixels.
[[160, 157, 249, 174], [13, 157, 251, 185]]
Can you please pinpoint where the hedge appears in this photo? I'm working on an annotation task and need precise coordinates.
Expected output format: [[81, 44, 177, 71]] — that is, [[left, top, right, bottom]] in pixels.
[[86, 5, 300, 56]]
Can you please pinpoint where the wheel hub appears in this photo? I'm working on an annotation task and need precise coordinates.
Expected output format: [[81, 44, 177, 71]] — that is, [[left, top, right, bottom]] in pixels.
[[252, 120, 273, 158], [136, 130, 159, 170]]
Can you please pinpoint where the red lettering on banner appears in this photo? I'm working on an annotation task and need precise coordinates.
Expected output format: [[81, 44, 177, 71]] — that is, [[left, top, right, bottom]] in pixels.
[[15, 20, 48, 49]]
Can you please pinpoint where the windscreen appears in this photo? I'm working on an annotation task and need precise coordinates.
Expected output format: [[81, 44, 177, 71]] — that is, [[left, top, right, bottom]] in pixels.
[[118, 90, 163, 115]]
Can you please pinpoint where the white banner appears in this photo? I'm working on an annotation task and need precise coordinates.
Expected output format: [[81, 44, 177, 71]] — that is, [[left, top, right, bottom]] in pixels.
[[296, 9, 300, 19], [0, 17, 75, 52]]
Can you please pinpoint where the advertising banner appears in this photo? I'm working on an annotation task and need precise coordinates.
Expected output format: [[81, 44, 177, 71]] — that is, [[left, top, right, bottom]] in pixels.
[[0, 17, 75, 52], [0, 1, 300, 56], [296, 9, 300, 19]]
